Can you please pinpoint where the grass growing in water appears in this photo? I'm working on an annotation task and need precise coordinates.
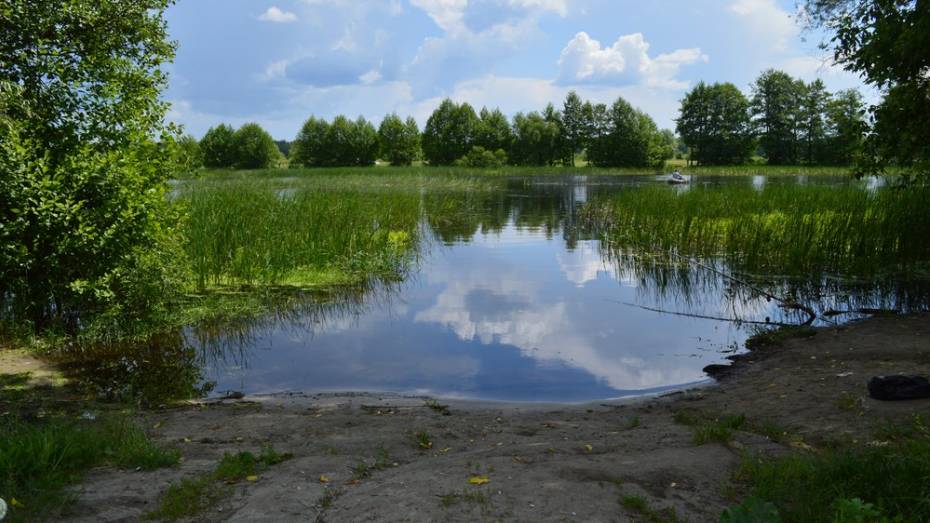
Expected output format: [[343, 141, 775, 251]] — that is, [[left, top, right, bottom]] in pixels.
[[178, 180, 422, 288], [0, 416, 179, 522], [582, 184, 930, 279]]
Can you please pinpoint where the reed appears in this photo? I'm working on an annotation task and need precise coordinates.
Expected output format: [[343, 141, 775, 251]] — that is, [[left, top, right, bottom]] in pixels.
[[177, 180, 422, 288], [581, 184, 930, 279]]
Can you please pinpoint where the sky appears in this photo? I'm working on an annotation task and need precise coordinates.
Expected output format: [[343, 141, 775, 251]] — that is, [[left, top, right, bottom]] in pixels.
[[164, 0, 872, 140]]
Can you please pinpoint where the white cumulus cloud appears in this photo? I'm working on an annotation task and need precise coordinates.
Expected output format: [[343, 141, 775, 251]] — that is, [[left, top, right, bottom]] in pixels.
[[728, 0, 798, 52], [557, 32, 707, 89], [258, 6, 298, 23]]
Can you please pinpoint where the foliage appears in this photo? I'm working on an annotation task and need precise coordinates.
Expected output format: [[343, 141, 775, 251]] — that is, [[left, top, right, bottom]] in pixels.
[[171, 134, 204, 174], [751, 70, 805, 165], [720, 497, 781, 523], [803, 0, 929, 179], [456, 146, 507, 168], [474, 107, 513, 154], [737, 435, 930, 522], [378, 113, 420, 166], [510, 111, 562, 165], [232, 122, 280, 169], [677, 82, 755, 165], [561, 91, 586, 166], [422, 99, 479, 165], [290, 116, 329, 167], [291, 115, 378, 167], [200, 124, 237, 168], [823, 89, 868, 166], [0, 416, 179, 522], [588, 96, 665, 168]]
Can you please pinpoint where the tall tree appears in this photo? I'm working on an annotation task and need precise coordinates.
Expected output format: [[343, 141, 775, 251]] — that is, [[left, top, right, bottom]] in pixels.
[[422, 99, 479, 165], [510, 112, 561, 166], [378, 113, 420, 166], [474, 107, 513, 153], [798, 79, 830, 165], [0, 0, 182, 329], [349, 116, 379, 166], [232, 122, 279, 169], [562, 91, 586, 166], [824, 88, 868, 166], [750, 70, 804, 165], [803, 1, 929, 178], [588, 97, 663, 168], [676, 82, 754, 165], [200, 124, 237, 168], [290, 116, 330, 167]]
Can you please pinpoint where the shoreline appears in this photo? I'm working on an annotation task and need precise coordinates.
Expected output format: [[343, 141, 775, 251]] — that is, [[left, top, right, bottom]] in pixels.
[[28, 313, 923, 521]]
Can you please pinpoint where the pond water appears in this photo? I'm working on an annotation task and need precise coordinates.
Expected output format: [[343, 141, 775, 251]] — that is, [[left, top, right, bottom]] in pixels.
[[63, 174, 923, 404], [187, 174, 891, 403]]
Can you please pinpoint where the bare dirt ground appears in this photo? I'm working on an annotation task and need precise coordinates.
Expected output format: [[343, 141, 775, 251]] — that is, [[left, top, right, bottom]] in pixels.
[[8, 314, 930, 522]]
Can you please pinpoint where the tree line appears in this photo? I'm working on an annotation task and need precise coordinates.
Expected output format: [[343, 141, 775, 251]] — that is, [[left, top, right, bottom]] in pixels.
[[677, 69, 868, 166], [190, 68, 870, 172], [191, 92, 678, 170]]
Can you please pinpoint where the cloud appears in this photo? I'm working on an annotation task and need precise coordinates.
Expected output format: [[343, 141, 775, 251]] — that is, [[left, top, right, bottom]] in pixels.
[[406, 0, 569, 94], [728, 0, 798, 52], [557, 32, 707, 89], [258, 6, 298, 23]]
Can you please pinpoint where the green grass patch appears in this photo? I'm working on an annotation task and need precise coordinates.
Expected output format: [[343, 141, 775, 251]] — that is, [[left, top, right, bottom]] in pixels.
[[0, 416, 179, 522], [144, 446, 291, 521], [735, 436, 930, 522]]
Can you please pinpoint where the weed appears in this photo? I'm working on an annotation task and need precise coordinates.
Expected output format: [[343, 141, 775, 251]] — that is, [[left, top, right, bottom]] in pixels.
[[425, 399, 451, 416], [438, 489, 490, 508], [744, 326, 817, 351], [736, 434, 930, 522], [0, 416, 178, 522], [692, 415, 747, 445], [627, 415, 641, 429], [145, 446, 291, 520], [835, 392, 862, 412], [414, 431, 433, 450]]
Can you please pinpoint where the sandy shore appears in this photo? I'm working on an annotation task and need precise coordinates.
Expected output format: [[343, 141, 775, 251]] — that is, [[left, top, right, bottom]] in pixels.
[[33, 314, 930, 521]]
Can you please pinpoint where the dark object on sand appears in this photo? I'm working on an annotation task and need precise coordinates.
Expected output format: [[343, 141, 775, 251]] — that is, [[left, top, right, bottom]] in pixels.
[[867, 375, 930, 401]]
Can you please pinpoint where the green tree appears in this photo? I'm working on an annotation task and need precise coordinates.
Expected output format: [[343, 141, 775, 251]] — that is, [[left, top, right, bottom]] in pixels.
[[422, 99, 479, 165], [0, 0, 182, 330], [804, 0, 929, 178], [474, 107, 513, 153], [676, 82, 754, 165], [232, 122, 279, 169], [378, 114, 420, 166], [562, 91, 587, 166], [290, 116, 330, 167], [510, 111, 561, 166], [172, 134, 203, 174], [588, 97, 662, 168], [350, 116, 378, 166], [456, 146, 507, 168], [750, 69, 805, 165], [543, 103, 569, 165], [799, 79, 830, 164], [200, 124, 237, 168], [824, 89, 867, 166]]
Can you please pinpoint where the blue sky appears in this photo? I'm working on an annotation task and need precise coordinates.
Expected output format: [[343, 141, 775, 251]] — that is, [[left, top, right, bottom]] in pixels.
[[165, 0, 871, 140]]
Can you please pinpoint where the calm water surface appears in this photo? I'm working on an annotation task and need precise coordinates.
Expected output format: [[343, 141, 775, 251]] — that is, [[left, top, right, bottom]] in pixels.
[[191, 175, 882, 402]]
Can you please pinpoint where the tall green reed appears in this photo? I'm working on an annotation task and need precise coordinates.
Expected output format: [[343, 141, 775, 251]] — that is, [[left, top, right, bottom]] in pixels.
[[581, 184, 930, 279], [177, 180, 422, 288]]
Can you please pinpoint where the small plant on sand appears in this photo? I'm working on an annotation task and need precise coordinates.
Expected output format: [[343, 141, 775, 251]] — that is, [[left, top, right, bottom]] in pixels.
[[693, 415, 747, 445], [145, 446, 291, 520], [414, 431, 433, 450]]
